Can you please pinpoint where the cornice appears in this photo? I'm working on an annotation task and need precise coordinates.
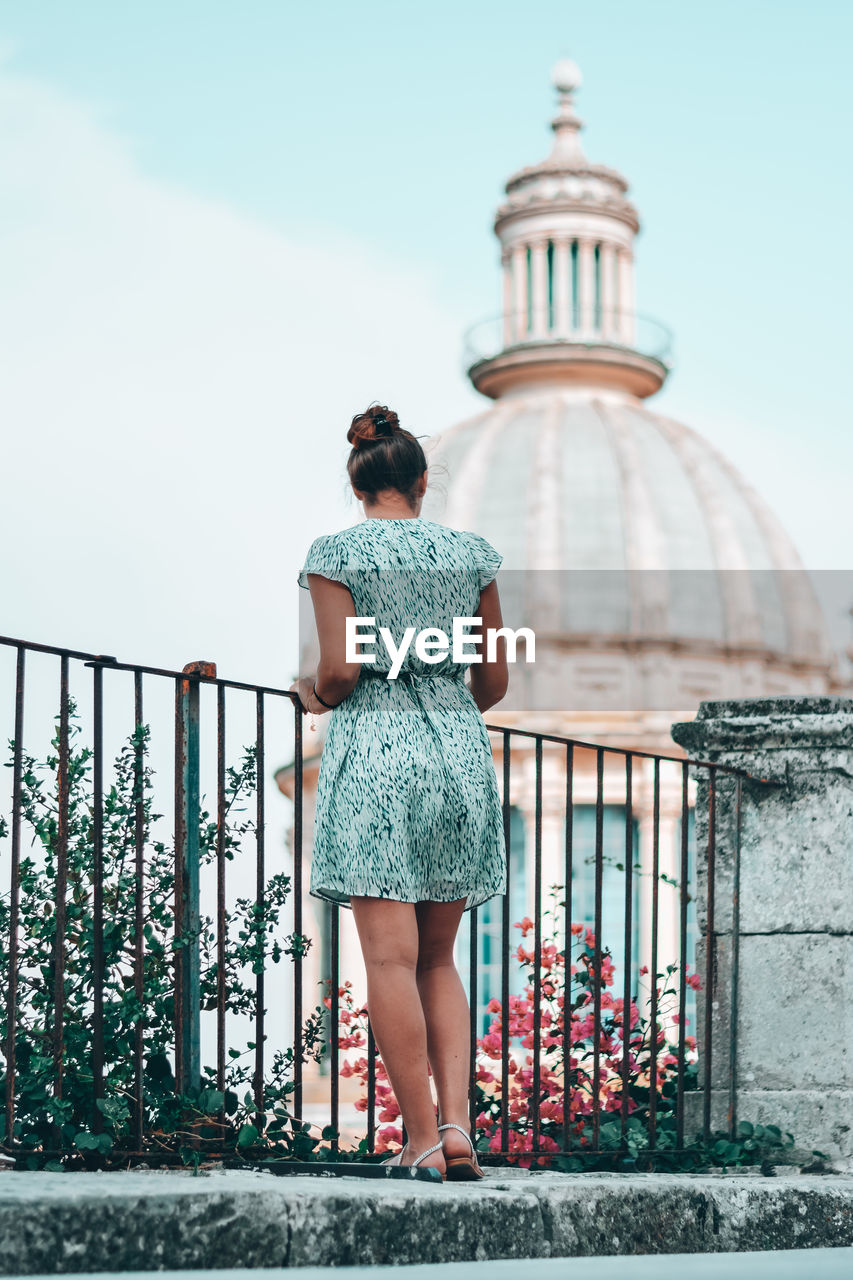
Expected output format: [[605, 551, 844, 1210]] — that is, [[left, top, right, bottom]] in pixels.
[[505, 160, 630, 194], [495, 196, 640, 236]]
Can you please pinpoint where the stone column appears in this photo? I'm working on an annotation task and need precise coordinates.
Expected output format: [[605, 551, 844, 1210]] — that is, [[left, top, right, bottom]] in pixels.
[[617, 248, 635, 345], [671, 696, 853, 1168], [553, 237, 571, 337], [599, 241, 617, 340], [511, 243, 528, 342], [529, 239, 549, 338], [578, 237, 596, 338], [501, 249, 513, 347]]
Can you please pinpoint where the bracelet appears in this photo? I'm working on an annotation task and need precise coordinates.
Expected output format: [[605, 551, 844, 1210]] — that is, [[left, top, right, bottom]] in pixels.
[[312, 681, 341, 710]]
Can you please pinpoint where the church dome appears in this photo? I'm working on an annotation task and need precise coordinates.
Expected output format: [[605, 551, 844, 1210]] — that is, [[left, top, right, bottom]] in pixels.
[[422, 64, 839, 710]]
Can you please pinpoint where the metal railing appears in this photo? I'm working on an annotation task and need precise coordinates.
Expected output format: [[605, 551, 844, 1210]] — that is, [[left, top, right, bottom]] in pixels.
[[463, 307, 674, 370], [0, 633, 750, 1169]]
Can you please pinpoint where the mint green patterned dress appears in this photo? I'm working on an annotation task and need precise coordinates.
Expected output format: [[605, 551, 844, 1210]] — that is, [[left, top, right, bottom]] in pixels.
[[297, 517, 507, 912]]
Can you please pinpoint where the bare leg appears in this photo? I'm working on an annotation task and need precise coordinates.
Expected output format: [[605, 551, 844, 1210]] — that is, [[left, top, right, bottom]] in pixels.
[[414, 899, 475, 1160], [349, 896, 444, 1172]]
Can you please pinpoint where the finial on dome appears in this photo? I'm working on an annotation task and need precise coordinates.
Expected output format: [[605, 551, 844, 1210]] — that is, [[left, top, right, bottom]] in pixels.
[[551, 57, 583, 95], [548, 56, 586, 163]]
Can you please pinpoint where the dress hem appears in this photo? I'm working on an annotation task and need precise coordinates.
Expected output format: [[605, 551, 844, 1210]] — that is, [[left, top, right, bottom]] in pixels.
[[309, 881, 506, 913]]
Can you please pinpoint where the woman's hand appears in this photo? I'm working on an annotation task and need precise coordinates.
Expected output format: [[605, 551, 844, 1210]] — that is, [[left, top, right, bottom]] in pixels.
[[289, 676, 316, 714]]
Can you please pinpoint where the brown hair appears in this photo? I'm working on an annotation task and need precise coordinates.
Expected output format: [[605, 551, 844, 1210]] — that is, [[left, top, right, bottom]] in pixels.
[[346, 404, 427, 507]]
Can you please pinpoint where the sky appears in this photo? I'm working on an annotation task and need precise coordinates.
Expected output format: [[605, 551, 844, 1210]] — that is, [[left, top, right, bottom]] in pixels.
[[1, 0, 852, 692]]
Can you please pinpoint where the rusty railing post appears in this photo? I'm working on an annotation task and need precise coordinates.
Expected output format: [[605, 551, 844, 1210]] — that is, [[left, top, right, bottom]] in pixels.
[[175, 660, 215, 1095]]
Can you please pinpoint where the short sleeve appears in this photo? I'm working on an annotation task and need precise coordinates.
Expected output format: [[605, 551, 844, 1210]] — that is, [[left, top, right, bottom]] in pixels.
[[468, 532, 502, 591], [297, 535, 350, 590]]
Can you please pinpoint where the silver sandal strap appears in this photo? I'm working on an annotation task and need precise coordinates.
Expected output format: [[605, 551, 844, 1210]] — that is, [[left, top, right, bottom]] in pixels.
[[410, 1140, 444, 1167], [438, 1122, 475, 1153]]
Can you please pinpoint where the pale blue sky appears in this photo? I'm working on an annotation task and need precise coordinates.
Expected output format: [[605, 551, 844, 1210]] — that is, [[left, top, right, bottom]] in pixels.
[[0, 0, 851, 682]]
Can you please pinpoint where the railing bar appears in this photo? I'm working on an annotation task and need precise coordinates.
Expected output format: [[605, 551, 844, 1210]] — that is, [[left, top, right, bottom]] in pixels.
[[591, 747, 604, 1151], [562, 743, 574, 1154], [254, 692, 266, 1128], [727, 774, 743, 1140], [485, 723, 757, 781], [676, 760, 689, 1149], [500, 732, 511, 1155], [216, 684, 227, 1096], [532, 738, 543, 1152], [52, 653, 70, 1111], [292, 699, 304, 1123], [330, 904, 340, 1154], [620, 753, 633, 1146], [0, 627, 758, 771], [0, 635, 303, 699], [703, 768, 717, 1143], [173, 677, 185, 1089], [4, 647, 25, 1146], [648, 758, 661, 1150], [366, 1018, 377, 1154], [178, 668, 202, 1097], [468, 905, 478, 1139], [132, 671, 145, 1148], [0, 631, 755, 771]]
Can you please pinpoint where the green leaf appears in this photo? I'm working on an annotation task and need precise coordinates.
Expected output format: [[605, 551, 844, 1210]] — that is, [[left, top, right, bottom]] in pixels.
[[236, 1123, 260, 1149]]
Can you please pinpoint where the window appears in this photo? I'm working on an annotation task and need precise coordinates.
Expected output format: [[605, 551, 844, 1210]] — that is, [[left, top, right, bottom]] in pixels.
[[547, 240, 555, 331], [593, 242, 602, 332], [571, 239, 579, 329]]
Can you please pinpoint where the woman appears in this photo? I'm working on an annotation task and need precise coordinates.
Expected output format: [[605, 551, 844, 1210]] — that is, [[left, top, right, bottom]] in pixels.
[[290, 403, 508, 1180]]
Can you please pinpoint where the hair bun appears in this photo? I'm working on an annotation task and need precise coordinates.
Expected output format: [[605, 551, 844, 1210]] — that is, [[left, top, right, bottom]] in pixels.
[[347, 404, 401, 450]]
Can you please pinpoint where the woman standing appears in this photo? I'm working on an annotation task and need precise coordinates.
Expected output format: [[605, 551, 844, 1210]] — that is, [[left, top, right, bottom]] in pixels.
[[290, 403, 508, 1180]]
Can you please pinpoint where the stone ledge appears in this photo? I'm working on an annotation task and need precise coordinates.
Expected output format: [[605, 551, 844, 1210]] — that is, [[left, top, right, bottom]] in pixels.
[[1, 1169, 853, 1274]]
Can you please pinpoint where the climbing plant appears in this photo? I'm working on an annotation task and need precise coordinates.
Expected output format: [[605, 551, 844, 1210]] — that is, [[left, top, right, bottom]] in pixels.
[[0, 704, 327, 1170]]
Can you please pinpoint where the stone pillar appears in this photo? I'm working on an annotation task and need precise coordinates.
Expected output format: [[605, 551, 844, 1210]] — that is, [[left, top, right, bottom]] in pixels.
[[530, 239, 549, 338], [599, 241, 617, 340], [617, 248, 635, 345], [501, 249, 513, 347], [671, 696, 853, 1168], [511, 243, 528, 342], [553, 237, 571, 337], [578, 237, 596, 338]]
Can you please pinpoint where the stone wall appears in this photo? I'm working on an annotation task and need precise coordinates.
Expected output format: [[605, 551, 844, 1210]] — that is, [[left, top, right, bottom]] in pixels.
[[670, 697, 853, 1168]]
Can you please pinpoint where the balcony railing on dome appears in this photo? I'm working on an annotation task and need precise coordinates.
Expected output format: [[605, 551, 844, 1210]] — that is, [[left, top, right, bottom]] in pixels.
[[0, 632, 751, 1172], [463, 307, 674, 371]]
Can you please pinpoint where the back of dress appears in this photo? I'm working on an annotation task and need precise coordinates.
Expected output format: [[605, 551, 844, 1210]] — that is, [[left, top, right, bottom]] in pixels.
[[298, 517, 507, 912]]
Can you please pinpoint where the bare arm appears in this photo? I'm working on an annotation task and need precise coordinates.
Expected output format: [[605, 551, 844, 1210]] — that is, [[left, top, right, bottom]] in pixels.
[[290, 574, 362, 714], [467, 579, 509, 714]]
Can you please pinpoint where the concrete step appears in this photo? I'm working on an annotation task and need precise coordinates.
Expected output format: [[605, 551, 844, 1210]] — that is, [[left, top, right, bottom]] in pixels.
[[1, 1168, 852, 1274]]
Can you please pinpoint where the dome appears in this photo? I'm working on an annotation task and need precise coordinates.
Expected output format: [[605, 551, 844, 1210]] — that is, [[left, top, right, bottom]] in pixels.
[[416, 61, 840, 713], [422, 387, 839, 706]]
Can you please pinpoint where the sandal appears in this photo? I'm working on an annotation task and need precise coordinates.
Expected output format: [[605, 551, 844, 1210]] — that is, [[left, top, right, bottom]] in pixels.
[[382, 1140, 446, 1180], [438, 1122, 484, 1181]]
